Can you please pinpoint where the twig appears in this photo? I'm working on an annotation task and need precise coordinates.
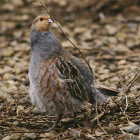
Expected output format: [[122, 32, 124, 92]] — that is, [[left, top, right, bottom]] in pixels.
[[90, 112, 104, 123], [124, 95, 128, 114], [50, 132, 64, 140], [33, 3, 42, 5], [94, 108, 114, 140], [117, 65, 140, 88], [13, 130, 46, 133], [125, 71, 140, 94], [27, 106, 34, 114], [119, 95, 129, 123], [124, 95, 129, 122], [1, 111, 7, 118], [0, 98, 7, 118], [139, 129, 140, 139], [120, 128, 126, 134]]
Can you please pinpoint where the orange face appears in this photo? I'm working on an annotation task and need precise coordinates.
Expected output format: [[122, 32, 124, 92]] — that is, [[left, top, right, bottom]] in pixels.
[[33, 14, 53, 32]]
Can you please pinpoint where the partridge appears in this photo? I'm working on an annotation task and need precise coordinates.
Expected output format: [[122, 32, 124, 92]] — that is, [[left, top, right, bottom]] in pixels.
[[29, 14, 118, 130]]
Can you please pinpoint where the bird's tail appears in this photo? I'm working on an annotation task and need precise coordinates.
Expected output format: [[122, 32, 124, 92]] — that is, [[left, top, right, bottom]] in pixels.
[[90, 85, 119, 104]]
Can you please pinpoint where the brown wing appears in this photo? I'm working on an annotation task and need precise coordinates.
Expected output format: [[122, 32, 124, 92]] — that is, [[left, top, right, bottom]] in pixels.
[[56, 57, 89, 102]]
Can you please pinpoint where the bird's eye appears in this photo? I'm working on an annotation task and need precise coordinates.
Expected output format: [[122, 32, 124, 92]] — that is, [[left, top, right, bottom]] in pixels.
[[40, 18, 43, 21]]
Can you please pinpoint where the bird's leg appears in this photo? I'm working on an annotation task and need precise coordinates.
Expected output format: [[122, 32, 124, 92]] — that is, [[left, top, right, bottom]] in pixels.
[[54, 114, 63, 128], [47, 114, 63, 131], [71, 112, 77, 128]]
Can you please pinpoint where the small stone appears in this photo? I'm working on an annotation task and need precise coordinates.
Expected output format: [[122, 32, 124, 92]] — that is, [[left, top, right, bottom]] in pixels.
[[107, 103, 116, 108], [19, 84, 27, 91], [118, 124, 123, 128], [110, 77, 119, 82], [98, 69, 109, 74], [2, 73, 15, 80], [99, 74, 110, 80], [95, 131, 104, 136], [14, 43, 30, 51], [61, 26, 73, 36], [127, 40, 135, 48], [128, 33, 135, 38], [8, 86, 18, 91], [61, 41, 71, 48], [3, 47, 15, 57], [117, 60, 127, 65], [107, 123, 116, 132], [12, 0, 23, 6], [21, 97, 30, 103], [2, 4, 15, 11], [13, 121, 19, 126], [85, 133, 95, 139], [2, 136, 11, 140], [58, 0, 67, 7], [0, 91, 12, 100], [10, 133, 21, 140], [125, 138, 139, 140], [69, 128, 80, 137], [0, 134, 3, 140], [94, 39, 103, 47], [83, 29, 93, 41], [120, 116, 127, 120], [99, 12, 105, 20], [13, 31, 22, 40], [24, 133, 37, 139], [105, 25, 117, 35], [3, 66, 12, 73], [135, 85, 140, 90], [128, 122, 137, 126], [108, 37, 117, 44], [0, 106, 4, 111], [74, 27, 87, 34], [16, 105, 24, 116], [109, 64, 116, 71], [10, 40, 17, 46], [113, 44, 129, 52], [22, 15, 29, 20], [32, 107, 41, 114], [116, 32, 126, 41], [41, 132, 55, 138], [121, 125, 140, 133]]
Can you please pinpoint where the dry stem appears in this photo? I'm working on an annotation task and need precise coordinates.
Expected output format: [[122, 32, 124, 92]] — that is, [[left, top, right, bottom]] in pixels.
[[125, 71, 140, 94], [117, 65, 140, 88]]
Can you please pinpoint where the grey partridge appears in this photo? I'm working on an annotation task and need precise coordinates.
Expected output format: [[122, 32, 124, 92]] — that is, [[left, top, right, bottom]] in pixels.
[[29, 14, 119, 130]]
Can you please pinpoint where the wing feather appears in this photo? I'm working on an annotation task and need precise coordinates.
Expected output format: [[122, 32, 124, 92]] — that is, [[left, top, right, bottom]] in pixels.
[[56, 57, 88, 101]]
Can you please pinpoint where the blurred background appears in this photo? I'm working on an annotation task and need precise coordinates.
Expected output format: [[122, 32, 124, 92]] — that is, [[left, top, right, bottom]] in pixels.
[[0, 0, 140, 139]]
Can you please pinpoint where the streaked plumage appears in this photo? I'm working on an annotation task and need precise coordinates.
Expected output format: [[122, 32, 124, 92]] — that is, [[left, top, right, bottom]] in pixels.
[[29, 14, 119, 130]]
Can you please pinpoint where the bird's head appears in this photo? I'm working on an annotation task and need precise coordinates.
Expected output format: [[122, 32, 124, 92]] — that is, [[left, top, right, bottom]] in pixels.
[[31, 14, 53, 32], [30, 14, 61, 54]]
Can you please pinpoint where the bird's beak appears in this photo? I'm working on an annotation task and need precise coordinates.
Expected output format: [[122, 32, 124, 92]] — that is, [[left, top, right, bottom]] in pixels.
[[47, 19, 53, 24]]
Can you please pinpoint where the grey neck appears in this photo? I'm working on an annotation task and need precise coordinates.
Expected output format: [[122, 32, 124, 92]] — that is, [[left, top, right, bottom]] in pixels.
[[30, 29, 62, 59], [30, 30, 52, 47]]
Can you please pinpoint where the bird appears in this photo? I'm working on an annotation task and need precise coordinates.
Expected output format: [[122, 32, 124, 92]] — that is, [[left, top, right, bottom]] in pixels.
[[29, 14, 119, 130]]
